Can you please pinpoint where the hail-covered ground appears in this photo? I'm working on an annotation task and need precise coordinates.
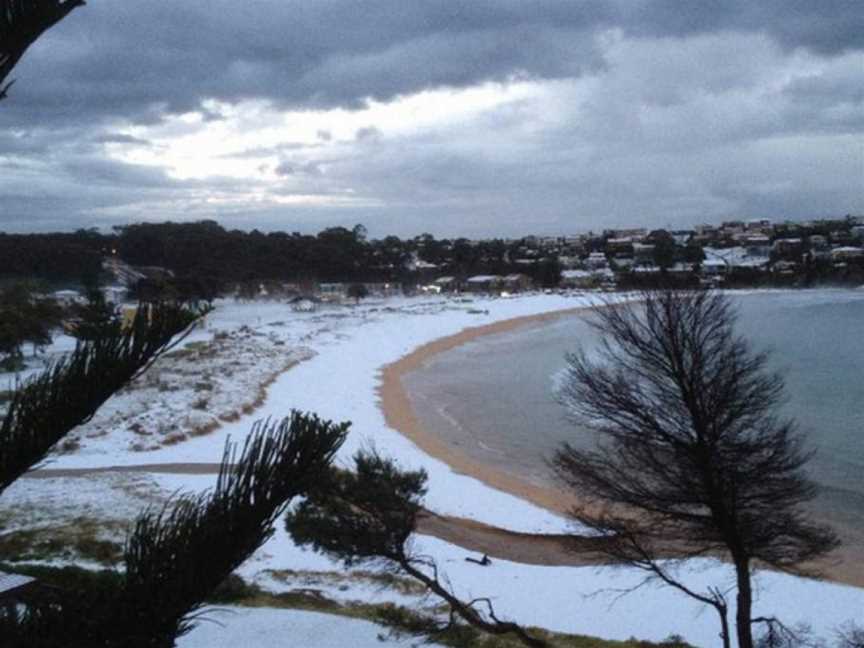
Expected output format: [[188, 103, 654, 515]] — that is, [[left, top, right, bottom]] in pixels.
[[2, 292, 862, 647]]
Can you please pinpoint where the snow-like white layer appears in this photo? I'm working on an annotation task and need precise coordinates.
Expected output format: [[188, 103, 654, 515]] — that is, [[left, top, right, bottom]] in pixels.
[[48, 293, 612, 534], [8, 291, 864, 646], [168, 495, 864, 648], [405, 536, 864, 647], [177, 606, 443, 648]]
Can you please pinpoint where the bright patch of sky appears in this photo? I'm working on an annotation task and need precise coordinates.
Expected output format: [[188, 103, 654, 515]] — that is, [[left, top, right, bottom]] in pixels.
[[0, 1, 861, 236]]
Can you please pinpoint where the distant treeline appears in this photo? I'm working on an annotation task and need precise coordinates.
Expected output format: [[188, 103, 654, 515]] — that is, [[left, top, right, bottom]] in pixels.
[[0, 231, 106, 284], [0, 221, 561, 289]]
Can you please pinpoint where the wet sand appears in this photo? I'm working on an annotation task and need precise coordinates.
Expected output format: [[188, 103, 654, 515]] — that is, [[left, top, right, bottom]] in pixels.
[[377, 307, 864, 590], [377, 306, 594, 520]]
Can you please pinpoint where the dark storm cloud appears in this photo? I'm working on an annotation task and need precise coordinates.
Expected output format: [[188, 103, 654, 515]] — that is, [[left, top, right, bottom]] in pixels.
[[92, 133, 153, 146], [4, 0, 860, 129], [1, 0, 861, 235], [0, 1, 609, 127], [629, 0, 864, 56]]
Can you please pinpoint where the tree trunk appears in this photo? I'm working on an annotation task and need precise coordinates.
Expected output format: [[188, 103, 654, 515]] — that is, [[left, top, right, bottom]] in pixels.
[[715, 603, 731, 648], [734, 557, 753, 648]]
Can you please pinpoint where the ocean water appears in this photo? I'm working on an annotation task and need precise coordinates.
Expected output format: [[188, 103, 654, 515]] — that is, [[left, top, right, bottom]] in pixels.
[[403, 290, 864, 537]]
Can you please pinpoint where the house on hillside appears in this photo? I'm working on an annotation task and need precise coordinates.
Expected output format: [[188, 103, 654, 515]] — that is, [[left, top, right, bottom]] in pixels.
[[703, 247, 770, 275], [606, 238, 634, 256], [831, 247, 864, 262], [744, 235, 771, 257], [632, 242, 655, 264], [772, 238, 803, 256], [584, 252, 609, 270]]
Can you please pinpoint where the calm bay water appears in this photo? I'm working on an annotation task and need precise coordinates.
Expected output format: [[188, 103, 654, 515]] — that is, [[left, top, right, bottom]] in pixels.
[[404, 290, 864, 537]]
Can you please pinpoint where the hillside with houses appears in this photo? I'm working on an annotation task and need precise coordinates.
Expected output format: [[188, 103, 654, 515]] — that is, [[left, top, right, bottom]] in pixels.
[[2, 216, 862, 307]]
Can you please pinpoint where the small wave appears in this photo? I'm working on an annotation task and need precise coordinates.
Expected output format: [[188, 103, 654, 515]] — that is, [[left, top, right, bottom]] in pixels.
[[477, 440, 507, 456]]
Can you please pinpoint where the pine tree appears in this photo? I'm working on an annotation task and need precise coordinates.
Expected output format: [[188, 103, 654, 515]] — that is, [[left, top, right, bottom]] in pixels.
[[287, 450, 547, 648], [553, 289, 839, 648], [0, 301, 349, 646]]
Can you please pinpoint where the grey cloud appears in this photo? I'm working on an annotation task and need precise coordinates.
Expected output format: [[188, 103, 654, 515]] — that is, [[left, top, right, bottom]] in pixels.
[[221, 141, 321, 160], [10, 0, 859, 130], [273, 160, 324, 177], [0, 1, 609, 128], [628, 0, 864, 56], [62, 157, 176, 188], [354, 126, 382, 142], [0, 1, 861, 236], [93, 133, 153, 146]]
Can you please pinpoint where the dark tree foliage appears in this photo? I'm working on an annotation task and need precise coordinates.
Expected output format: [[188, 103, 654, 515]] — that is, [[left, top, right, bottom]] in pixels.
[[647, 229, 677, 270], [0, 0, 85, 100], [0, 282, 63, 367], [287, 451, 547, 648], [0, 233, 106, 283], [531, 257, 562, 288], [119, 414, 347, 644], [1, 413, 349, 647], [553, 289, 839, 648], [70, 285, 122, 341], [347, 282, 368, 303], [0, 301, 205, 495]]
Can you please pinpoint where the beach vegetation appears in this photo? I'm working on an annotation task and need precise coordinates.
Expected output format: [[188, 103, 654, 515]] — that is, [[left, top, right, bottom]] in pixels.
[[553, 289, 840, 648], [0, 299, 350, 646], [347, 282, 369, 303], [0, 281, 63, 367], [69, 280, 123, 342], [285, 450, 549, 648]]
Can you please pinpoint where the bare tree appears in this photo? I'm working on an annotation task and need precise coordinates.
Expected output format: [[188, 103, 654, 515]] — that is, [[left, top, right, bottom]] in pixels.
[[286, 450, 548, 648], [0, 0, 85, 100], [836, 622, 864, 648], [552, 289, 838, 648]]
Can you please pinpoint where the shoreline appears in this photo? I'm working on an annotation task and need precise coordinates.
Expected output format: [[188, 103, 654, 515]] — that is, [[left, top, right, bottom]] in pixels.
[[377, 305, 594, 519], [377, 302, 864, 590]]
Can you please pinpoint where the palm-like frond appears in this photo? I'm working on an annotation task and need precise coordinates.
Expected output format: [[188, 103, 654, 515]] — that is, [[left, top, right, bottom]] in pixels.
[[0, 302, 206, 495], [0, 0, 85, 99]]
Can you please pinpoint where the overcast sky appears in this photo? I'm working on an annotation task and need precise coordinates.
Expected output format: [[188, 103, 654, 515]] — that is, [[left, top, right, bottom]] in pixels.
[[1, 1, 862, 237]]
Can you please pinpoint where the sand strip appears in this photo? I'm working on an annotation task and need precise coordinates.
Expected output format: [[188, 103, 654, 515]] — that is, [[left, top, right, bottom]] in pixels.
[[377, 304, 864, 589], [376, 305, 593, 519]]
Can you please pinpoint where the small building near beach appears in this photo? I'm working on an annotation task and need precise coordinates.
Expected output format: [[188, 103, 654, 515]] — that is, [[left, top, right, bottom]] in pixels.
[[432, 276, 460, 293], [502, 273, 533, 292], [465, 275, 503, 293]]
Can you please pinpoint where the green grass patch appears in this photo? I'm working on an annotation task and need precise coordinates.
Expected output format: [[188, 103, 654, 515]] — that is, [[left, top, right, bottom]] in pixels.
[[0, 517, 125, 565], [261, 567, 429, 597], [203, 573, 694, 648], [0, 564, 694, 648]]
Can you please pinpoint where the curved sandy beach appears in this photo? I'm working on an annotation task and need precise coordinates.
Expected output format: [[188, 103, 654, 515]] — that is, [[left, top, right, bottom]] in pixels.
[[13, 293, 862, 646], [377, 306, 588, 518], [377, 303, 864, 589]]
